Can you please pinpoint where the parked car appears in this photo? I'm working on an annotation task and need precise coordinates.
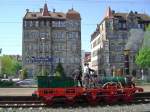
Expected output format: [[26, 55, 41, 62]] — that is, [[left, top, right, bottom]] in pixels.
[[16, 79, 37, 87], [0, 78, 10, 81]]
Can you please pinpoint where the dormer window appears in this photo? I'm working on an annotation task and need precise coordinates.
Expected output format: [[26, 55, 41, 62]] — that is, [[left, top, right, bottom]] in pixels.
[[57, 14, 62, 17], [32, 14, 36, 17]]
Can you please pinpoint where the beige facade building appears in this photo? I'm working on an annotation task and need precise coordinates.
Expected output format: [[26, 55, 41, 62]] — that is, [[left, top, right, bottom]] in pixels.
[[22, 4, 81, 77], [91, 7, 150, 77]]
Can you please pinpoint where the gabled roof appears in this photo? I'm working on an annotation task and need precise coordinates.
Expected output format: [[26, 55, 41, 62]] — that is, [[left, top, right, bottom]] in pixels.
[[105, 6, 113, 18], [42, 3, 50, 16], [113, 12, 150, 21], [66, 8, 81, 20], [24, 4, 80, 20]]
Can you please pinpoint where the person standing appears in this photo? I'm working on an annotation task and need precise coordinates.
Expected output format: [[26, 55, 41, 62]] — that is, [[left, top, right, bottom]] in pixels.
[[83, 63, 90, 88], [72, 67, 83, 87]]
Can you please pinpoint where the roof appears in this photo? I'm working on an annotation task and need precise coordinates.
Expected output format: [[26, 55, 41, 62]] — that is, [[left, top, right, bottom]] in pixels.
[[66, 8, 81, 20], [24, 4, 80, 20], [24, 11, 66, 20], [105, 7, 150, 21], [105, 6, 113, 18], [91, 7, 150, 41], [113, 12, 150, 21]]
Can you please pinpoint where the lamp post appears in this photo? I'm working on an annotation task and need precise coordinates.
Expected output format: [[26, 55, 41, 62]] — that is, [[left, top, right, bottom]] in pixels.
[[41, 37, 45, 76], [124, 49, 130, 76], [0, 48, 2, 75]]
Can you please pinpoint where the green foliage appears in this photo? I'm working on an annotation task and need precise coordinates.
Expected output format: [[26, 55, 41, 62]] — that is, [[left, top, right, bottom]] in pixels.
[[0, 80, 16, 87], [135, 24, 150, 69], [37, 69, 49, 76], [0, 55, 22, 77], [136, 48, 150, 68], [55, 62, 65, 77], [142, 24, 150, 48]]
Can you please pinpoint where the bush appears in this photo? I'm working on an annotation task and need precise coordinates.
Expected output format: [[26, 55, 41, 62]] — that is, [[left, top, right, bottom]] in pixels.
[[0, 80, 16, 87], [55, 62, 65, 77]]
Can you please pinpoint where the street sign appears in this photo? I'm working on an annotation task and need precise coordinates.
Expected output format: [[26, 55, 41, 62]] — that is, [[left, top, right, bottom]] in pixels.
[[31, 56, 53, 63]]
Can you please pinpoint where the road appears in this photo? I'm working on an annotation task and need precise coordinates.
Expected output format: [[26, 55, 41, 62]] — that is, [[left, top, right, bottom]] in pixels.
[[0, 88, 37, 96]]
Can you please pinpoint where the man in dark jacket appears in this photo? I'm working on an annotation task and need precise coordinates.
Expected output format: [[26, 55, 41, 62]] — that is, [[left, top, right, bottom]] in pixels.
[[72, 67, 83, 87]]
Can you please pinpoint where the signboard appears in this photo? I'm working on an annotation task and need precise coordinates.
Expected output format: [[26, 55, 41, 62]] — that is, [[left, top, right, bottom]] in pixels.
[[31, 56, 53, 63]]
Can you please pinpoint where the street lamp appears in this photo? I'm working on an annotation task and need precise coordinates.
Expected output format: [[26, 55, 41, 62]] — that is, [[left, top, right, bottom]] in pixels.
[[0, 48, 2, 75], [124, 49, 130, 76], [41, 37, 45, 76]]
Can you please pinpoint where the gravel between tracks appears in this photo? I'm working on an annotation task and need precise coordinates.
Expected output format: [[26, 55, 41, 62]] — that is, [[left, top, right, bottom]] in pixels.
[[0, 103, 150, 112]]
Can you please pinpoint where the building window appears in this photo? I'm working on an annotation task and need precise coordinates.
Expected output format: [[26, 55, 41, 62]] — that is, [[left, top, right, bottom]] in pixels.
[[24, 21, 27, 28], [101, 24, 103, 31], [29, 21, 33, 27], [40, 32, 49, 39], [35, 21, 39, 27], [31, 32, 38, 39], [122, 23, 126, 29], [46, 21, 49, 27], [40, 21, 44, 27], [53, 31, 65, 40], [52, 21, 65, 27], [68, 32, 78, 39], [92, 50, 98, 57], [118, 22, 122, 29]]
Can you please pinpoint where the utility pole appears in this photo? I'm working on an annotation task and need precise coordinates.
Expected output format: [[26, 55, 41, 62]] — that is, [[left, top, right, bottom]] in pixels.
[[41, 37, 45, 76], [0, 48, 2, 76]]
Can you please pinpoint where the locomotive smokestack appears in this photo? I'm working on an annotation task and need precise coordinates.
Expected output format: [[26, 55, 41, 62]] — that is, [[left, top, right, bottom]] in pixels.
[[124, 49, 130, 75]]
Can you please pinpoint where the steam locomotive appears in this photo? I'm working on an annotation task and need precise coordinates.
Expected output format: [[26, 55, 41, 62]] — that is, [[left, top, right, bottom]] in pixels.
[[32, 75, 143, 106], [32, 49, 143, 106]]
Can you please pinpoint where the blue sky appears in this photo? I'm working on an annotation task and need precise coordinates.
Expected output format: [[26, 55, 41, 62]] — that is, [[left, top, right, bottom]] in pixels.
[[0, 0, 150, 55]]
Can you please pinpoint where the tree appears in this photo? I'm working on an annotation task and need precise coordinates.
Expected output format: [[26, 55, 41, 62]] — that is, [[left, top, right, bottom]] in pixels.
[[136, 48, 150, 68], [1, 55, 13, 76], [55, 62, 65, 77], [37, 69, 49, 76], [0, 55, 22, 77], [135, 24, 150, 68]]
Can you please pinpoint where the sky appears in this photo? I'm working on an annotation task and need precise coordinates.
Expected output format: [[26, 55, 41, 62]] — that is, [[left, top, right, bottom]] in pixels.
[[0, 0, 150, 55]]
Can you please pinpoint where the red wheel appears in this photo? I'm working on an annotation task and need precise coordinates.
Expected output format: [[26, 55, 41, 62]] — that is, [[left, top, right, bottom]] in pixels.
[[86, 94, 99, 105], [89, 99, 98, 105], [104, 95, 118, 104], [66, 99, 76, 106], [41, 97, 53, 106], [123, 95, 133, 103]]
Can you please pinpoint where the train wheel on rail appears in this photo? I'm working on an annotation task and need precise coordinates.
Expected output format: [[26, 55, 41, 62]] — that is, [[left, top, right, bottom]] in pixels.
[[42, 97, 53, 106], [104, 95, 118, 105], [86, 93, 99, 105], [122, 95, 133, 103], [65, 97, 76, 106]]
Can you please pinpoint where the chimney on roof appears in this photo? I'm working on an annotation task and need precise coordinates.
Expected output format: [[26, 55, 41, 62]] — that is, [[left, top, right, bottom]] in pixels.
[[112, 10, 115, 14], [53, 9, 56, 13], [135, 11, 138, 14], [130, 11, 133, 14], [42, 3, 50, 16], [105, 6, 113, 18], [40, 8, 43, 13], [26, 9, 29, 12]]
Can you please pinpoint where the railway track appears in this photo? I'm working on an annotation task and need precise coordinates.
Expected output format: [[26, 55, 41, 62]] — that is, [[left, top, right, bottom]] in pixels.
[[0, 92, 150, 108], [0, 96, 45, 108]]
